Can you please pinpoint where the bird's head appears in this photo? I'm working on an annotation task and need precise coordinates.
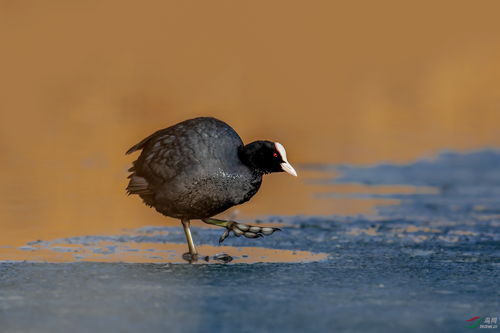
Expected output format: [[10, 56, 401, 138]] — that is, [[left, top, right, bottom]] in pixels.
[[239, 141, 297, 176]]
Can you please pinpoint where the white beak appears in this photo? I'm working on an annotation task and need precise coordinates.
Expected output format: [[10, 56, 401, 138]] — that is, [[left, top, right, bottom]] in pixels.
[[281, 161, 298, 177], [274, 142, 298, 177]]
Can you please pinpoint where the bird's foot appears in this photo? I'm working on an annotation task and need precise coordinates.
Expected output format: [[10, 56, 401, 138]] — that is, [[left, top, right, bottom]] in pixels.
[[202, 218, 281, 243], [182, 252, 198, 263]]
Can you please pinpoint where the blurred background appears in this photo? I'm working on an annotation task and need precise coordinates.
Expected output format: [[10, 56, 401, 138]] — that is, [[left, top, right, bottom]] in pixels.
[[1, 0, 500, 250]]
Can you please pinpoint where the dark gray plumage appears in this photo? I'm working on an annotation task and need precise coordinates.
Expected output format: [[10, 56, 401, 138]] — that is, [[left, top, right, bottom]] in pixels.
[[126, 116, 297, 259], [126, 117, 262, 218]]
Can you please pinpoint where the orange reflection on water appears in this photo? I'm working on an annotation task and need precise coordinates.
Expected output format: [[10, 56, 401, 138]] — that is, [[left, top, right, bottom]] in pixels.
[[0, 242, 328, 264]]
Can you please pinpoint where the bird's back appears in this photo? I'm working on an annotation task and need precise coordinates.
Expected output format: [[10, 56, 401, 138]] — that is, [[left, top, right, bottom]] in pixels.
[[126, 117, 261, 219]]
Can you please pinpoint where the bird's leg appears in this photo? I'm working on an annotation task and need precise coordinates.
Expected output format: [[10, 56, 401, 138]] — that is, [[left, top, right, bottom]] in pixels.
[[181, 218, 198, 261], [202, 218, 281, 244]]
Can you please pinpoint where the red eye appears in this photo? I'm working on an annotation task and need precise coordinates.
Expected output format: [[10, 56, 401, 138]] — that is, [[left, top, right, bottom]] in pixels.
[[273, 152, 278, 158]]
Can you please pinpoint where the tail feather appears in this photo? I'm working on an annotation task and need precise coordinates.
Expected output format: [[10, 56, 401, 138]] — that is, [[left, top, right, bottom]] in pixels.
[[126, 175, 151, 195], [126, 174, 155, 207]]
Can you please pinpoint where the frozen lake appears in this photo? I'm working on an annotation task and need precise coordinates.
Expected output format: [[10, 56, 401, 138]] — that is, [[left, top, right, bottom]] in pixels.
[[1, 150, 499, 332]]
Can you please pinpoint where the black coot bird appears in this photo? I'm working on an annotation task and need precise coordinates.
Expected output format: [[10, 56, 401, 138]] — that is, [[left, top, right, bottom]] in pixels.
[[126, 117, 297, 259]]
